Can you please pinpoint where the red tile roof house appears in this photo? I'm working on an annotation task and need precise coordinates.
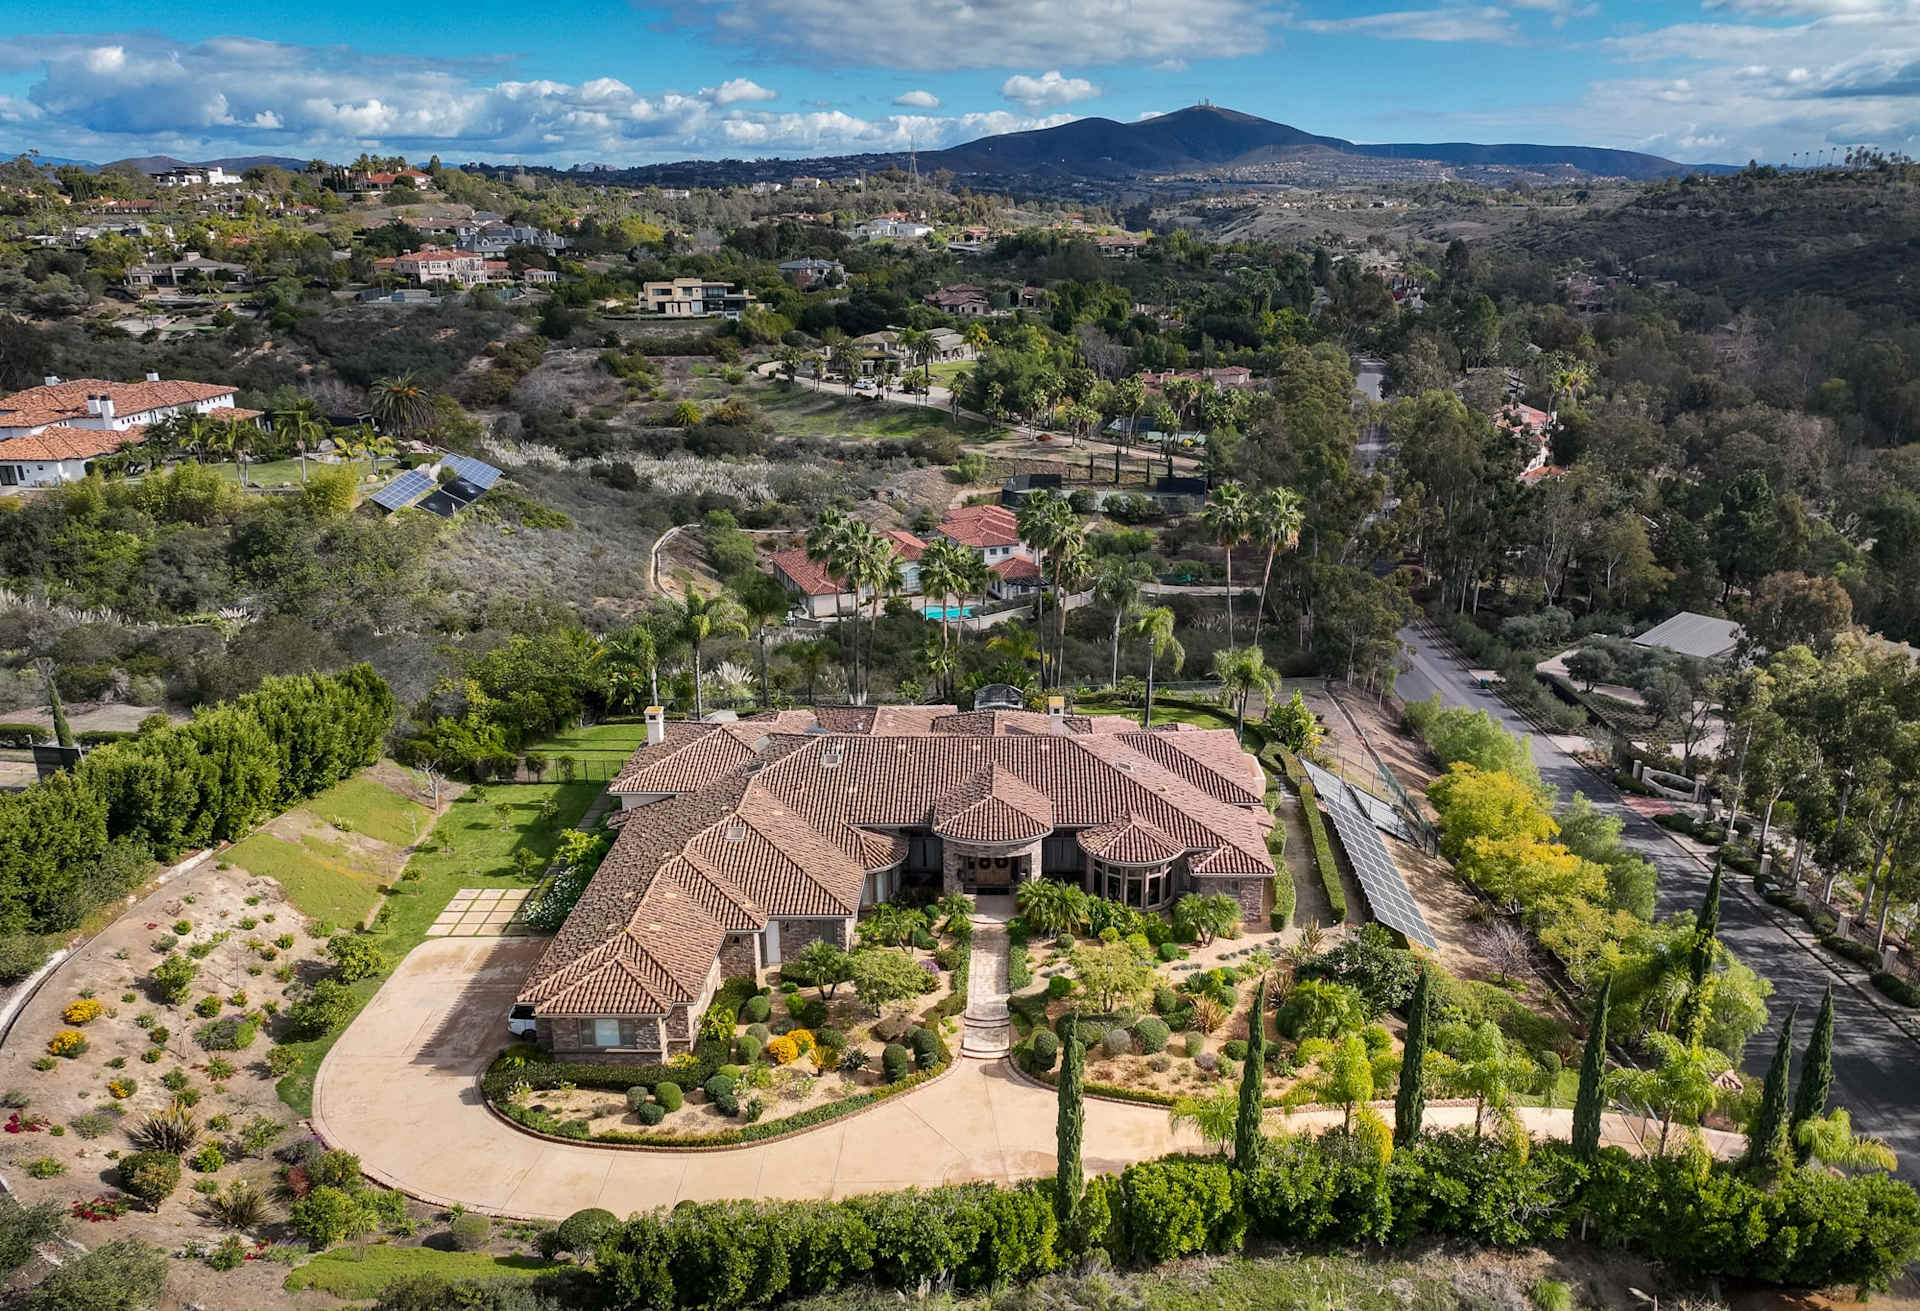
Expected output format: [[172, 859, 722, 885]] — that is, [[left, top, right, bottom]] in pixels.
[[0, 375, 256, 488], [935, 504, 1046, 599], [1495, 402, 1555, 474], [372, 247, 501, 286], [769, 529, 927, 619], [518, 705, 1275, 1061]]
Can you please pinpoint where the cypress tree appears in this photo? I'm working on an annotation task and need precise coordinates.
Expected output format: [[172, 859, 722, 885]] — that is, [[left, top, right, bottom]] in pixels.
[[1394, 967, 1431, 1147], [1744, 1005, 1797, 1175], [1571, 973, 1612, 1160], [47, 677, 73, 750], [1677, 863, 1723, 1040], [1055, 1015, 1084, 1222], [1235, 979, 1268, 1168], [1791, 983, 1835, 1163]]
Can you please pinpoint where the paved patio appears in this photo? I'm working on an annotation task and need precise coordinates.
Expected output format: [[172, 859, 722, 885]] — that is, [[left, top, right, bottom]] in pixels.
[[312, 937, 1739, 1221], [424, 887, 529, 937]]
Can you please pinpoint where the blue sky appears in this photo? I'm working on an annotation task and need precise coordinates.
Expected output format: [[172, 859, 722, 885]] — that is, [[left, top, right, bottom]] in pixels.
[[0, 0, 1914, 166]]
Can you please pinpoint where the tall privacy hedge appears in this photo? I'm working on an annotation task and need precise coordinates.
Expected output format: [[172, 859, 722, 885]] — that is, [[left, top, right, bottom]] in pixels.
[[0, 665, 394, 933], [589, 1133, 1920, 1308]]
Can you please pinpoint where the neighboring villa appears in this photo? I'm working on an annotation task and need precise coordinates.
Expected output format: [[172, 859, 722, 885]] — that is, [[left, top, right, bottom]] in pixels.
[[125, 251, 252, 292], [777, 258, 843, 289], [373, 247, 505, 286], [516, 702, 1274, 1060], [642, 278, 759, 319], [1495, 402, 1554, 474], [767, 504, 1043, 619], [924, 283, 991, 316], [151, 166, 242, 188], [1141, 366, 1256, 391], [854, 217, 934, 242], [0, 374, 257, 487]]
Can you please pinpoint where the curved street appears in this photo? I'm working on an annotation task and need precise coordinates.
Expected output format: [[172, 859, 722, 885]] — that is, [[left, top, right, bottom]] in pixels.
[[313, 936, 1734, 1219]]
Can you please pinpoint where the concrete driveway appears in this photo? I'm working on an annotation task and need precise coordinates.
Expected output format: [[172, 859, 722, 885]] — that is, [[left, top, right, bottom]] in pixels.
[[312, 938, 1206, 1219]]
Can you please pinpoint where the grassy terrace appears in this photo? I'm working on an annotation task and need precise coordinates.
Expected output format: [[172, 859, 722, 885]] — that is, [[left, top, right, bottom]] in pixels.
[[285, 1247, 564, 1297], [752, 379, 986, 439], [271, 772, 602, 1115]]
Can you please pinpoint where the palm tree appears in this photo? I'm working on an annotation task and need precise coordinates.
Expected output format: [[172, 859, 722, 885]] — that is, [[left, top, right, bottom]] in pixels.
[[226, 420, 257, 487], [775, 345, 802, 388], [897, 328, 932, 402], [1796, 1108, 1898, 1174], [1213, 645, 1279, 745], [600, 624, 661, 711], [806, 509, 859, 687], [741, 585, 789, 708], [1605, 1032, 1727, 1156], [1132, 606, 1184, 727], [275, 401, 326, 486], [1016, 489, 1082, 686], [1093, 556, 1151, 688], [962, 320, 990, 357], [987, 625, 1043, 677], [960, 550, 992, 643], [917, 537, 973, 653], [922, 634, 959, 703], [1061, 401, 1100, 448], [1112, 375, 1147, 482], [1049, 534, 1090, 687], [368, 373, 436, 437], [790, 638, 833, 705], [1169, 1086, 1240, 1155], [1440, 1021, 1535, 1142], [847, 524, 902, 703], [673, 587, 748, 719], [1199, 483, 1252, 646], [1247, 485, 1304, 650]]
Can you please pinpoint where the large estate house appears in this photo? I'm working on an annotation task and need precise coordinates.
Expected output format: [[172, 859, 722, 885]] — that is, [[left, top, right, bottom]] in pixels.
[[516, 702, 1274, 1061], [0, 374, 256, 488]]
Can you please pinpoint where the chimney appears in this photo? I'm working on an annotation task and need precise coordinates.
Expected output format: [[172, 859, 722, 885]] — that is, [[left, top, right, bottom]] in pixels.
[[98, 396, 115, 423], [145, 371, 160, 382], [42, 376, 58, 387], [1047, 695, 1067, 734], [644, 706, 665, 747], [85, 395, 102, 417]]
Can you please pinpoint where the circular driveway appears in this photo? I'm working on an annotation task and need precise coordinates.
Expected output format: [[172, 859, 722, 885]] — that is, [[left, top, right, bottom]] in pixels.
[[313, 939, 1737, 1220]]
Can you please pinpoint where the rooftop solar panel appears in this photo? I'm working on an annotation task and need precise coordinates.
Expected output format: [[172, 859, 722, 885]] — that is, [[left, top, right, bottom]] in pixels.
[[440, 454, 501, 489], [1304, 770, 1439, 950], [370, 469, 434, 511]]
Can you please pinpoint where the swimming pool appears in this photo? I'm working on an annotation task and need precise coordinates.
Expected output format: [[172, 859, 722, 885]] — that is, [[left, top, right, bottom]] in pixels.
[[924, 606, 975, 620]]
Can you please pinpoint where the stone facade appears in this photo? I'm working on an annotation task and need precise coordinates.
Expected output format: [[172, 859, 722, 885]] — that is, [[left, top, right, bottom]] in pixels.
[[774, 916, 854, 961], [941, 837, 1043, 894], [719, 932, 760, 978]]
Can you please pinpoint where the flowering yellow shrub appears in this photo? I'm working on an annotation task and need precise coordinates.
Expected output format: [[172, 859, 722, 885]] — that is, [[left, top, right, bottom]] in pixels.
[[46, 1030, 87, 1058], [786, 1028, 815, 1054], [106, 1078, 136, 1100], [765, 1035, 800, 1065], [61, 999, 103, 1025]]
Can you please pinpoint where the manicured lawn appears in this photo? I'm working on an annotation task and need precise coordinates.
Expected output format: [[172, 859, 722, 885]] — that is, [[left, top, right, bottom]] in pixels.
[[304, 775, 434, 847], [207, 457, 310, 488], [284, 1246, 564, 1297], [274, 778, 603, 1115], [524, 717, 651, 764], [225, 831, 384, 929], [753, 381, 984, 438]]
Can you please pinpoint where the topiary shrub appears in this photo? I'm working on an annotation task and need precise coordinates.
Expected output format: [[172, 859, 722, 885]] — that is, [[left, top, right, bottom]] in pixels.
[[1223, 1038, 1249, 1061], [450, 1213, 492, 1251], [712, 1091, 740, 1117], [907, 1027, 940, 1069], [881, 1043, 910, 1083], [1184, 1032, 1205, 1058], [796, 997, 829, 1029], [1047, 975, 1074, 1000], [1029, 1030, 1060, 1072], [557, 1207, 617, 1253], [1102, 1028, 1133, 1057], [703, 1073, 737, 1100], [655, 1081, 683, 1111], [736, 1034, 762, 1064], [740, 995, 771, 1024], [634, 1102, 666, 1126], [625, 1086, 650, 1113], [1134, 1016, 1170, 1054], [120, 1150, 181, 1209], [1153, 985, 1181, 1015]]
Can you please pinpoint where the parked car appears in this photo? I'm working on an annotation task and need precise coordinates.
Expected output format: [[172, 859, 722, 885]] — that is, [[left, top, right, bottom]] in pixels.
[[507, 1003, 537, 1037]]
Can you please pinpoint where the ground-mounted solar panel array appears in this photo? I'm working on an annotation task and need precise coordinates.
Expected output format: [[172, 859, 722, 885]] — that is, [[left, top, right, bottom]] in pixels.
[[440, 454, 501, 489], [369, 468, 435, 511], [1303, 764, 1439, 950]]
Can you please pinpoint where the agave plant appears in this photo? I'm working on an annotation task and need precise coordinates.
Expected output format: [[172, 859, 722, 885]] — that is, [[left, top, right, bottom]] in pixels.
[[128, 1102, 200, 1155], [206, 1179, 269, 1229]]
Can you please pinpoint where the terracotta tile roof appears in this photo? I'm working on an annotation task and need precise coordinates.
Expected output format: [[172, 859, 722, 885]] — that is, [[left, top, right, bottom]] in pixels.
[[930, 708, 1092, 735], [881, 528, 927, 561], [938, 504, 1022, 548], [525, 712, 1275, 1019], [1497, 403, 1552, 442], [770, 547, 844, 597], [0, 425, 146, 461], [934, 763, 1054, 842], [991, 556, 1041, 581], [1079, 813, 1184, 864], [1116, 730, 1265, 806], [0, 378, 237, 430]]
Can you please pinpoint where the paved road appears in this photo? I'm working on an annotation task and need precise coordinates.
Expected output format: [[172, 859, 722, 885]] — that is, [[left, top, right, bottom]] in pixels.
[[1398, 624, 1920, 1184]]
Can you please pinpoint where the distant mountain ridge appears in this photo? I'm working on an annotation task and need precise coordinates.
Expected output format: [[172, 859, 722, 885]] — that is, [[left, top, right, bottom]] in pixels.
[[5, 152, 309, 174], [918, 106, 1724, 182]]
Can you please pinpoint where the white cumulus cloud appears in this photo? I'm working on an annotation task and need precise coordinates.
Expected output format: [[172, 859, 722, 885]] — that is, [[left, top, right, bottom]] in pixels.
[[892, 89, 941, 108], [1000, 70, 1098, 108], [702, 77, 777, 104]]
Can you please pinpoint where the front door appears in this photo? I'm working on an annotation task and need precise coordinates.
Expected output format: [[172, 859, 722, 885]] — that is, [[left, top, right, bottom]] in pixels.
[[963, 853, 1015, 893]]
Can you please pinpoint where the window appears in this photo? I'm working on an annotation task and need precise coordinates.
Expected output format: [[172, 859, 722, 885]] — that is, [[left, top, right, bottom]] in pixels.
[[590, 1018, 622, 1048]]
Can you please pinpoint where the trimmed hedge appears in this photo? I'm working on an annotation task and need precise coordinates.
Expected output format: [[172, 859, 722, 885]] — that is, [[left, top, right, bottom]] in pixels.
[[1873, 971, 1920, 1007], [1281, 752, 1346, 921], [592, 1133, 1920, 1305], [0, 724, 51, 748], [1823, 934, 1881, 969]]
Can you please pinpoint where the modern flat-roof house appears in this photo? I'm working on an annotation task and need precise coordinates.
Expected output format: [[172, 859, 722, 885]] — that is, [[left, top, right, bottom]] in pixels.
[[517, 704, 1274, 1060], [0, 374, 257, 487], [1633, 612, 1743, 662], [152, 166, 242, 188], [642, 279, 758, 319], [854, 218, 933, 242]]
